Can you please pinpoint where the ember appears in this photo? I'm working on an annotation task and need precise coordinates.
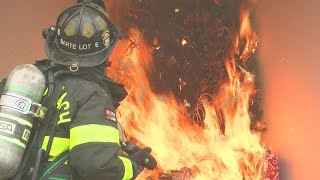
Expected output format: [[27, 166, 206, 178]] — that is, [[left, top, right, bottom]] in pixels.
[[108, 0, 266, 179], [181, 39, 187, 46]]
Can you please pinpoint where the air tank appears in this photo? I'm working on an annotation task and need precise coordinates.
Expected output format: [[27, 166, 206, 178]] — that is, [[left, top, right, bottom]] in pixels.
[[0, 64, 45, 179]]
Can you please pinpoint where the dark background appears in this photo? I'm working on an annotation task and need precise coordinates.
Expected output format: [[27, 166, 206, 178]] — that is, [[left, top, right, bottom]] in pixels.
[[1, 1, 320, 179]]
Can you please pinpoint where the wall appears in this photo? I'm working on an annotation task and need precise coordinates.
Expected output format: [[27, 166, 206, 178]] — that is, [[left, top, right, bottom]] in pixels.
[[259, 0, 320, 179], [0, 0, 72, 78]]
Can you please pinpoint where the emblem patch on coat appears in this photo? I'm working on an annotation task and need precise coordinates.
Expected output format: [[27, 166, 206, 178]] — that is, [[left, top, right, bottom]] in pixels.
[[105, 109, 116, 122]]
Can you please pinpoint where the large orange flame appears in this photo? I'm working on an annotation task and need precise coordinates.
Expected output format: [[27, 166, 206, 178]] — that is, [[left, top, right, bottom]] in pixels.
[[108, 3, 266, 180]]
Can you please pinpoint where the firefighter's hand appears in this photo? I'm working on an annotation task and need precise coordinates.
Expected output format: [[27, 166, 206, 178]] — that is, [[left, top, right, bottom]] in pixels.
[[130, 147, 157, 170], [130, 147, 151, 165]]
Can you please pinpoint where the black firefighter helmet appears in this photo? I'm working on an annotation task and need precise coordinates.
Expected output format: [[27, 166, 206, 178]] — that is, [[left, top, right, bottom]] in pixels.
[[44, 2, 121, 67]]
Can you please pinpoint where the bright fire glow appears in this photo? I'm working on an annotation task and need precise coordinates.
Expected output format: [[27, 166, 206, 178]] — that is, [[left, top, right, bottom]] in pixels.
[[181, 38, 188, 46], [108, 4, 266, 180]]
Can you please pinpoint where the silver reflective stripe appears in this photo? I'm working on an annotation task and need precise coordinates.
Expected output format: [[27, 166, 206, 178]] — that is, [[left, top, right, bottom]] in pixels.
[[0, 93, 32, 114], [117, 122, 125, 143], [116, 122, 125, 155]]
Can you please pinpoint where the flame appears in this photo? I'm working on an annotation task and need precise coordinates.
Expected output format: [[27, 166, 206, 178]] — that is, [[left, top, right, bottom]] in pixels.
[[108, 3, 266, 180], [181, 38, 188, 46], [238, 9, 259, 62]]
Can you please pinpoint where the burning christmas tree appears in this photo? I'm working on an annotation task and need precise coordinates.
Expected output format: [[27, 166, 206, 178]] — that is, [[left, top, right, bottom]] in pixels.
[[107, 0, 278, 179]]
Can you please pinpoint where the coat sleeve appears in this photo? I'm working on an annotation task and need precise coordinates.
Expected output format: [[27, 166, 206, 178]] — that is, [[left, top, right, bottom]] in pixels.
[[69, 85, 140, 180]]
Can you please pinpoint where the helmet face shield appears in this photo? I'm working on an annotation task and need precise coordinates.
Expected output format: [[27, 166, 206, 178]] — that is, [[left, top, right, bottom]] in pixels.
[[45, 2, 121, 67]]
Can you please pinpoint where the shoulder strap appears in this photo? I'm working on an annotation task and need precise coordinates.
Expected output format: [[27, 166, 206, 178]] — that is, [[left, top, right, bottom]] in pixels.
[[11, 71, 63, 180], [30, 78, 63, 180]]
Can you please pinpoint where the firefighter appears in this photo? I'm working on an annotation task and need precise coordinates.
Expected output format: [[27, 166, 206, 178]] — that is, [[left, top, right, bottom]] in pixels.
[[15, 1, 153, 179]]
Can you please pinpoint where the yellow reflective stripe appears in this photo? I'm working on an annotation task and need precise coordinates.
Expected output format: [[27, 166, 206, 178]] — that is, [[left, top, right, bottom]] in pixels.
[[119, 156, 133, 180], [57, 92, 67, 109], [57, 112, 71, 125], [43, 88, 48, 97], [0, 113, 32, 127], [47, 157, 68, 164], [70, 124, 119, 150], [0, 135, 26, 149], [48, 157, 55, 161], [42, 136, 70, 157]]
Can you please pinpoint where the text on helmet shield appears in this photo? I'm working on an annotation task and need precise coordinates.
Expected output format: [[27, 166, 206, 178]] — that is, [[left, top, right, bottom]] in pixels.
[[60, 39, 99, 51], [79, 44, 91, 50]]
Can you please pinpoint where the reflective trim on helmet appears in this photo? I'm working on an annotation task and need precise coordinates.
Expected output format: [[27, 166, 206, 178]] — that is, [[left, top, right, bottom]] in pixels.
[[119, 156, 134, 180], [64, 19, 76, 36], [95, 15, 107, 31], [82, 21, 95, 38], [42, 136, 70, 157], [58, 13, 69, 27], [70, 124, 119, 149]]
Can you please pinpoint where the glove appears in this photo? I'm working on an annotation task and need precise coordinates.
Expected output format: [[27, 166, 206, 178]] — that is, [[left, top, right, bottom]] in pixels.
[[130, 147, 152, 166], [129, 148, 152, 179], [130, 147, 157, 170], [131, 161, 144, 179], [122, 142, 157, 170]]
